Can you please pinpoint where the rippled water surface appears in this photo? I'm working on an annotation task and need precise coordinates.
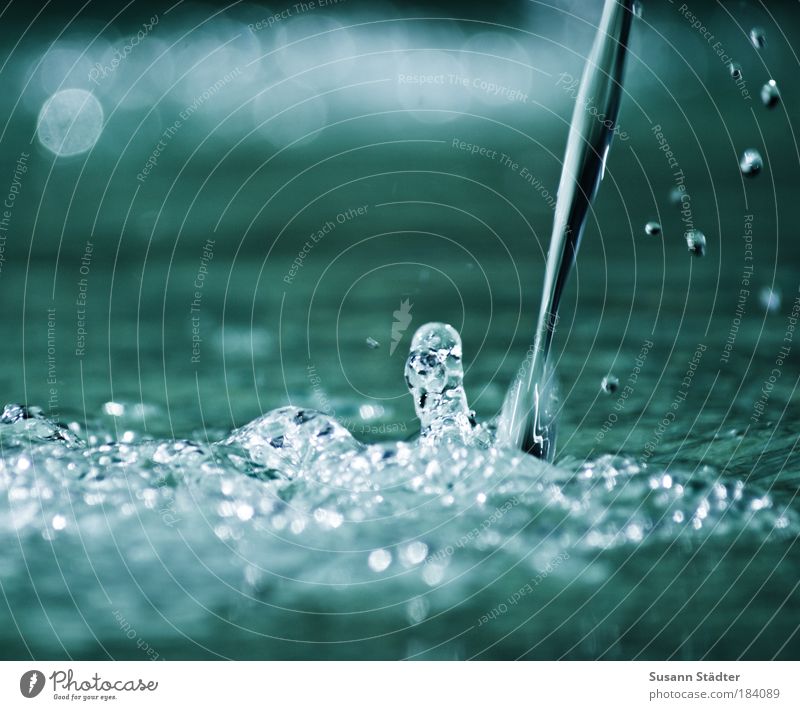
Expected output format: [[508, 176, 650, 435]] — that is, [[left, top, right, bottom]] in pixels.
[[1, 0, 800, 660], [2, 301, 799, 659]]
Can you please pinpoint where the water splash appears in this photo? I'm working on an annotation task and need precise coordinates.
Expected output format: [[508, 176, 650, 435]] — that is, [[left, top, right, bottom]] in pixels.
[[498, 0, 635, 459], [644, 220, 661, 236], [601, 374, 620, 394]]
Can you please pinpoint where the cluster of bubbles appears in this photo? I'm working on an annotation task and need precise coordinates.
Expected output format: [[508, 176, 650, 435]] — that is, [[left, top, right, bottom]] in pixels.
[[735, 28, 776, 180]]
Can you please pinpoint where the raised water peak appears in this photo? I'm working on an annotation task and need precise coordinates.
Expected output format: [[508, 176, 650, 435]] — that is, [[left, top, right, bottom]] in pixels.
[[404, 322, 474, 444]]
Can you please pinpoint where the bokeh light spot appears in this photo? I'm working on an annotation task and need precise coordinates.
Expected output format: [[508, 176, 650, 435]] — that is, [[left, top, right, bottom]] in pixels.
[[36, 88, 104, 157]]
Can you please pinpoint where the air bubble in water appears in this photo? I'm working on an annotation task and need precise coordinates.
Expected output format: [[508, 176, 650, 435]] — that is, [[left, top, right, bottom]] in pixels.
[[739, 149, 763, 178], [645, 221, 662, 236], [632, 1, 643, 19], [366, 337, 380, 349], [685, 230, 706, 257], [601, 374, 619, 394], [404, 323, 474, 444], [728, 62, 743, 80], [761, 80, 780, 109], [749, 27, 766, 50]]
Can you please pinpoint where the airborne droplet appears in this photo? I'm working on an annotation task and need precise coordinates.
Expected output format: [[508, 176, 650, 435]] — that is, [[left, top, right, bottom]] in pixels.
[[739, 149, 763, 178], [601, 375, 619, 395], [645, 221, 662, 236], [749, 27, 766, 50], [759, 287, 781, 313], [761, 80, 780, 109], [685, 230, 706, 257], [368, 548, 392, 572]]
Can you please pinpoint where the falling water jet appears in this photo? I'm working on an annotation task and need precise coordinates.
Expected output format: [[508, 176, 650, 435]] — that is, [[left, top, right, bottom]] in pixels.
[[498, 0, 635, 459]]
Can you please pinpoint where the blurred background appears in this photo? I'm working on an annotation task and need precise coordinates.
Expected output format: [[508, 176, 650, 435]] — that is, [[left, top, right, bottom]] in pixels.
[[0, 0, 797, 468]]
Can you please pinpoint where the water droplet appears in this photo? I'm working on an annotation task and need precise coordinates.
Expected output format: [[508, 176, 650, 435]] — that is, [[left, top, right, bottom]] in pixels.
[[685, 230, 706, 257], [314, 508, 343, 529], [366, 337, 380, 349], [749, 27, 766, 50], [223, 406, 362, 478], [761, 79, 780, 108], [368, 548, 392, 572], [625, 523, 644, 542], [759, 287, 781, 313], [632, 1, 643, 19], [422, 562, 446, 586], [103, 401, 125, 417], [728, 62, 743, 80], [236, 504, 254, 521], [358, 403, 383, 421], [644, 221, 661, 236], [600, 374, 619, 394], [739, 149, 763, 177], [404, 323, 474, 443]]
